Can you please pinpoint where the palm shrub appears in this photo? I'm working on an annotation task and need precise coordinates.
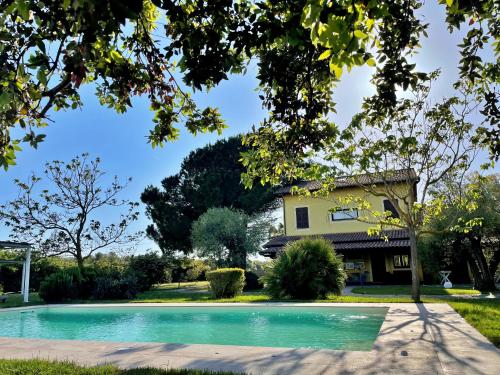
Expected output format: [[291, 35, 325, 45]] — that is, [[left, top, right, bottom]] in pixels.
[[263, 237, 347, 299], [206, 268, 245, 298]]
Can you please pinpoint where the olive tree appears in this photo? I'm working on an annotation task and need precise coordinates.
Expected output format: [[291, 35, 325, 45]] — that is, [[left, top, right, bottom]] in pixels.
[[190, 207, 270, 269]]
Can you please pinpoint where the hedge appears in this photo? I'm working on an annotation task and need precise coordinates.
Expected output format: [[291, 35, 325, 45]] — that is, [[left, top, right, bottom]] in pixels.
[[206, 268, 245, 298]]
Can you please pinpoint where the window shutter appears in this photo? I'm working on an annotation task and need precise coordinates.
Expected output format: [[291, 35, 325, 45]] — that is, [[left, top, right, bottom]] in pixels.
[[383, 199, 400, 218], [295, 207, 309, 229]]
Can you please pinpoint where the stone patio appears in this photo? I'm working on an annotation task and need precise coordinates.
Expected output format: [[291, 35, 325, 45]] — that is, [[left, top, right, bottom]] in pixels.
[[0, 303, 499, 374]]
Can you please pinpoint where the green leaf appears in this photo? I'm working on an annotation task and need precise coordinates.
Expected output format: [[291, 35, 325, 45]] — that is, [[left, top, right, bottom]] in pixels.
[[366, 58, 376, 67], [0, 92, 10, 106], [329, 60, 343, 78], [37, 69, 48, 85], [16, 0, 30, 20], [354, 30, 368, 39], [318, 49, 332, 61]]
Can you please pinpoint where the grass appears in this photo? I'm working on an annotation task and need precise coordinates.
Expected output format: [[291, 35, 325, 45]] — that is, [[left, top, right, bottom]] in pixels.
[[0, 293, 43, 309], [158, 281, 210, 291], [448, 299, 500, 347], [351, 285, 481, 295], [0, 359, 240, 375]]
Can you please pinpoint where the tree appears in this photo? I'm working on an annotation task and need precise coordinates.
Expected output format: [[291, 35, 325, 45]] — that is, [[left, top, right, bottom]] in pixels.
[[190, 207, 270, 269], [141, 136, 277, 256], [2, 1, 498, 169], [0, 0, 225, 169], [425, 174, 500, 291], [0, 154, 142, 270], [251, 76, 482, 301], [335, 78, 484, 301]]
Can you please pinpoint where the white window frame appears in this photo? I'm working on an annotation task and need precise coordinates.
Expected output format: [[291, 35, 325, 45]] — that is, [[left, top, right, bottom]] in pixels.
[[393, 254, 410, 270], [294, 205, 310, 230], [330, 207, 359, 222]]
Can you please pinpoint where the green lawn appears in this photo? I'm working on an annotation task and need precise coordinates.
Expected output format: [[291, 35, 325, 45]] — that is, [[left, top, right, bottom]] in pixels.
[[0, 359, 240, 375], [351, 285, 481, 295], [0, 293, 43, 309], [158, 281, 210, 291], [448, 299, 500, 347]]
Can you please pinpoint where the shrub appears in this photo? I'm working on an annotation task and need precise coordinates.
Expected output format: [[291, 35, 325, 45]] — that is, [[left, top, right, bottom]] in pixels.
[[127, 252, 170, 291], [0, 284, 3, 294], [92, 274, 139, 300], [243, 271, 264, 291], [247, 260, 269, 277], [39, 271, 76, 302], [185, 259, 211, 281], [30, 257, 76, 291], [206, 268, 245, 298], [263, 237, 347, 299]]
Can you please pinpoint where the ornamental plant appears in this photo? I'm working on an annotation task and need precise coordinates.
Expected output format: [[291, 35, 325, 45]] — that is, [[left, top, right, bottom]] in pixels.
[[206, 268, 245, 299], [263, 237, 346, 300]]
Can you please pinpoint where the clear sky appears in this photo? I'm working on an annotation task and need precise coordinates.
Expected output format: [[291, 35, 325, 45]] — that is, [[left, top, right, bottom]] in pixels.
[[0, 2, 496, 252]]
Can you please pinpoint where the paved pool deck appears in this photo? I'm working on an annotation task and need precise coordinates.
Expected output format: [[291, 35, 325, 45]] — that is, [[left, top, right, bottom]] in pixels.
[[0, 303, 499, 374]]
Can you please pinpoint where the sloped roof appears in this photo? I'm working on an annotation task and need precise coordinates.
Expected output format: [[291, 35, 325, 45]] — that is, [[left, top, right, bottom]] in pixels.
[[260, 229, 410, 257], [275, 169, 418, 196]]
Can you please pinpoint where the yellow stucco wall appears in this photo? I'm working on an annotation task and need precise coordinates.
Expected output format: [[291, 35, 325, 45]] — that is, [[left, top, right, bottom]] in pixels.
[[283, 184, 412, 236]]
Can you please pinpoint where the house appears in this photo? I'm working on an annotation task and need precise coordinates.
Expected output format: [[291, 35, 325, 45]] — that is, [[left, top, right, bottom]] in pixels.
[[260, 170, 423, 284]]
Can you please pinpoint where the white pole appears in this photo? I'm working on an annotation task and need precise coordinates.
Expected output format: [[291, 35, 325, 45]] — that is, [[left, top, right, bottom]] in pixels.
[[21, 262, 26, 296], [23, 246, 31, 303]]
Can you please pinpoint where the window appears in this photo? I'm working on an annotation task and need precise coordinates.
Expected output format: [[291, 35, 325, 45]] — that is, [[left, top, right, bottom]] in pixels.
[[331, 208, 358, 221], [393, 255, 409, 268], [383, 199, 400, 218], [295, 207, 309, 229]]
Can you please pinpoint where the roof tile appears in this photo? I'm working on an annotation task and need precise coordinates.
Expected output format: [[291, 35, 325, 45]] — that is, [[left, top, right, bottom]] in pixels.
[[276, 169, 418, 196]]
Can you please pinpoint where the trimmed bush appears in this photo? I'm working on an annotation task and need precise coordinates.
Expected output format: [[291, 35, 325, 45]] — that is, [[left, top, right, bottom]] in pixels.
[[263, 237, 347, 299], [243, 271, 264, 291], [39, 271, 76, 302], [206, 268, 245, 298]]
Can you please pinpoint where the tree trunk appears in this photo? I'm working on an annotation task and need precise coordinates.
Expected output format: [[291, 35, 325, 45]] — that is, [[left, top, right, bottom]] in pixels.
[[408, 227, 421, 302], [227, 243, 247, 270], [488, 247, 500, 283], [468, 235, 496, 292], [75, 247, 84, 271], [231, 246, 247, 270], [450, 236, 470, 284]]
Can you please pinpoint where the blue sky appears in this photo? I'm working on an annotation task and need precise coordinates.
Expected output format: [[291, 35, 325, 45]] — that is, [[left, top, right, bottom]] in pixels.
[[0, 2, 496, 252]]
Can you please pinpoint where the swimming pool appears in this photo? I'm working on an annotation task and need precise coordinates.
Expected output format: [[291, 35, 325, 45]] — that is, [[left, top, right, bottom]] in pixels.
[[0, 305, 388, 351]]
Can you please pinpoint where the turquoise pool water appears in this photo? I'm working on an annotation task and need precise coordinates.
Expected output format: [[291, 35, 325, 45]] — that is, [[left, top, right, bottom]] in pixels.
[[0, 306, 387, 350]]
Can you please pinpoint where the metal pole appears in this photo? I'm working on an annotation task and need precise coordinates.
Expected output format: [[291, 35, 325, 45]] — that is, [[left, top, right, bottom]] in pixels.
[[23, 246, 31, 303], [21, 262, 26, 296]]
